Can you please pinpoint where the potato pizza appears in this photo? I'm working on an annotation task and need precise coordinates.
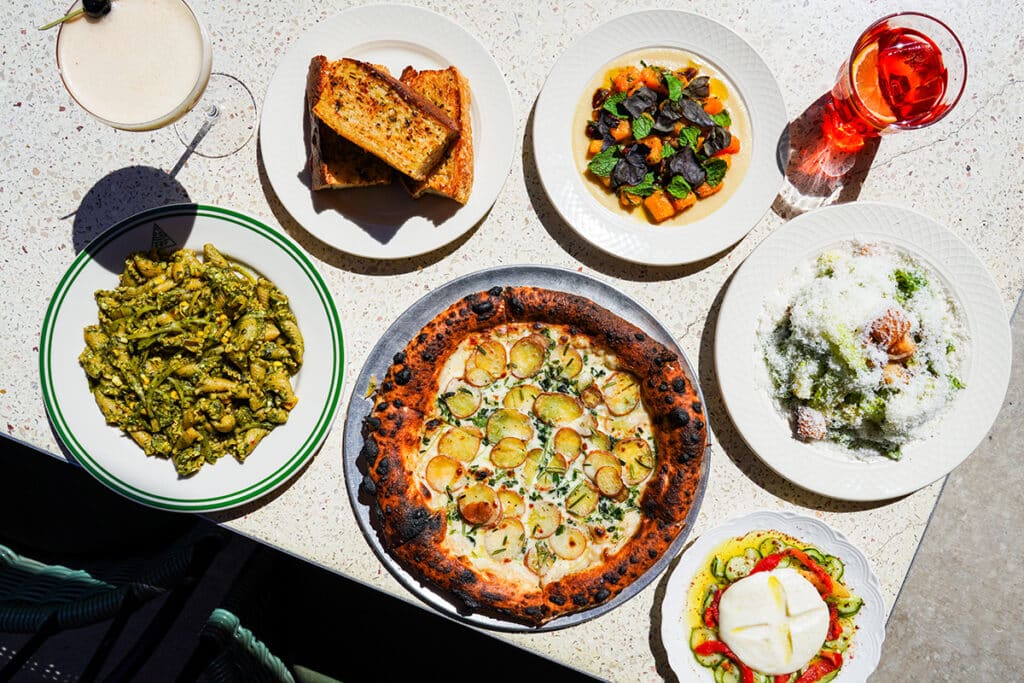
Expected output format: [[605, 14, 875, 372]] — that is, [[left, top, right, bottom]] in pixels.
[[359, 286, 706, 625]]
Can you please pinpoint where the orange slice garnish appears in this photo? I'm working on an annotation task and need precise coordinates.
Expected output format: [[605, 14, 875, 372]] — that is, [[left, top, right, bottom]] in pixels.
[[852, 41, 897, 124]]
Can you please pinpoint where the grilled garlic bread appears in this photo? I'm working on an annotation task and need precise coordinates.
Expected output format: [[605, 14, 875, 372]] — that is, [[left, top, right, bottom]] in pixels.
[[306, 56, 392, 190], [399, 66, 474, 204], [310, 57, 460, 181]]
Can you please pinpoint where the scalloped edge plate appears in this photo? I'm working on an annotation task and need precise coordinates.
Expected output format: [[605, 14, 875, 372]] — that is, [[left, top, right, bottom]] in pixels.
[[533, 9, 787, 265], [715, 202, 1011, 500], [662, 510, 885, 681]]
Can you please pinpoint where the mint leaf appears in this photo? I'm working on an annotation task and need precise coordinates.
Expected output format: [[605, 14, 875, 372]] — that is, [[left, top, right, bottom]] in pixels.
[[664, 71, 682, 102], [703, 158, 728, 187], [623, 172, 657, 197], [665, 175, 692, 199], [661, 142, 676, 159], [632, 113, 653, 139], [603, 92, 628, 119], [587, 147, 619, 177], [710, 110, 732, 127], [678, 126, 700, 152]]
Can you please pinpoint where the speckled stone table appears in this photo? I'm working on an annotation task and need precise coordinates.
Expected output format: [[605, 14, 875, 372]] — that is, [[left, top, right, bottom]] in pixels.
[[2, 2, 1022, 681]]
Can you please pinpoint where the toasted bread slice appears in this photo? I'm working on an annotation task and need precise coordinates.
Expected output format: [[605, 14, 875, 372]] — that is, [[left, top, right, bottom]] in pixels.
[[306, 56, 392, 190], [399, 66, 474, 204], [310, 58, 460, 181]]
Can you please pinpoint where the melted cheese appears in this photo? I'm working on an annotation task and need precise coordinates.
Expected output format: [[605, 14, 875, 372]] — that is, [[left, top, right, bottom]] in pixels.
[[417, 323, 655, 588]]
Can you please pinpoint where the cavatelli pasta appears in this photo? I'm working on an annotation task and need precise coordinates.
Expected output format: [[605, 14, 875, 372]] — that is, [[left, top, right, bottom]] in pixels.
[[78, 244, 304, 476]]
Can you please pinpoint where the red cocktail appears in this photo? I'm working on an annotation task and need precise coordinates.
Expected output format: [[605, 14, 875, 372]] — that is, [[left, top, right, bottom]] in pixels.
[[822, 13, 966, 152]]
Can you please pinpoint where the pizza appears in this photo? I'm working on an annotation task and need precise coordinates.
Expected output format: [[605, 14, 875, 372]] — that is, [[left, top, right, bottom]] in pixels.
[[359, 286, 706, 625]]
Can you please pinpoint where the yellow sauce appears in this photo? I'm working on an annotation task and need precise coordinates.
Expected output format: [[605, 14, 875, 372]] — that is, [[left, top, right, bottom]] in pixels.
[[685, 529, 818, 629]]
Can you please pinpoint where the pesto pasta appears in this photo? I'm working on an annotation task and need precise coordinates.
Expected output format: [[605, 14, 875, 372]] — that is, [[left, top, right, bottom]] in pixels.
[[79, 243, 304, 476]]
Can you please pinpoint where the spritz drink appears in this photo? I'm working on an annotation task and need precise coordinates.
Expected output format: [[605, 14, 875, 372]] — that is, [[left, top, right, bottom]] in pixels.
[[822, 13, 966, 152]]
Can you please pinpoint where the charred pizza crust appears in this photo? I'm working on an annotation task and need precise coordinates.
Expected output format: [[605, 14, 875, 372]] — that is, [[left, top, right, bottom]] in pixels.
[[360, 286, 705, 625]]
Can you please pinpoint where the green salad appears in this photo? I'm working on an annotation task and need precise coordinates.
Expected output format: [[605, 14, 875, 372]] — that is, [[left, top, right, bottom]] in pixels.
[[759, 243, 966, 459]]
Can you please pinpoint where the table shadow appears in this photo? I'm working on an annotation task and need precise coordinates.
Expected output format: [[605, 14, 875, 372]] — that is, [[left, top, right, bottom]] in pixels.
[[70, 166, 192, 254], [256, 135, 482, 276], [522, 100, 735, 282], [772, 93, 880, 220], [649, 547, 689, 683], [68, 166, 194, 272], [295, 105, 459, 245]]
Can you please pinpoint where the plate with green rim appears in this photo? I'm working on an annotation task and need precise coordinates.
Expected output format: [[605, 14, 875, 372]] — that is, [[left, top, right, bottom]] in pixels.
[[40, 204, 345, 512]]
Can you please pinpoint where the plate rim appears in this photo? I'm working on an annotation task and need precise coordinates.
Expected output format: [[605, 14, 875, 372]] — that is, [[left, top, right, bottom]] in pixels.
[[660, 509, 886, 681], [258, 3, 516, 260], [532, 8, 788, 265], [39, 203, 345, 512], [714, 201, 1012, 501], [342, 264, 710, 632]]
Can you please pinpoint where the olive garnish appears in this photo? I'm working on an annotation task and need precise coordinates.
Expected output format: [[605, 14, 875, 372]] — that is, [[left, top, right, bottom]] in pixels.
[[83, 0, 112, 18], [38, 0, 111, 30]]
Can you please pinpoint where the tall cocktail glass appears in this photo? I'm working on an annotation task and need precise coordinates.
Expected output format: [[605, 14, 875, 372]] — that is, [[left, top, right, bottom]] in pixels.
[[822, 12, 966, 152]]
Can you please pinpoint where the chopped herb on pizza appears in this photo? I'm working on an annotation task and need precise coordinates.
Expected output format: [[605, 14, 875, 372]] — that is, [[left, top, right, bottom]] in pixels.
[[359, 286, 706, 625]]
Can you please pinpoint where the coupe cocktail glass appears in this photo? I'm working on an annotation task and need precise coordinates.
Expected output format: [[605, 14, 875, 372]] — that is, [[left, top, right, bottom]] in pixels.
[[56, 0, 255, 157]]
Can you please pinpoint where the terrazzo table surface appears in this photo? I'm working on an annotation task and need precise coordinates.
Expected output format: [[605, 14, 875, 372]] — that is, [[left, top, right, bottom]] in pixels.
[[2, 1, 1022, 681]]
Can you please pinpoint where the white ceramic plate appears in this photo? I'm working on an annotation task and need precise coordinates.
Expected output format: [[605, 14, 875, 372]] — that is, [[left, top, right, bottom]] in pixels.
[[259, 4, 515, 260], [40, 205, 345, 512], [533, 10, 787, 265], [662, 510, 885, 681], [716, 203, 1012, 501]]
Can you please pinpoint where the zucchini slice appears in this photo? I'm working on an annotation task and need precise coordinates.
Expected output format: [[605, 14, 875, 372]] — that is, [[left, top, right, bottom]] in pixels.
[[714, 661, 742, 683], [803, 547, 827, 566], [759, 537, 786, 557], [825, 554, 845, 581], [689, 627, 723, 667], [825, 620, 855, 652], [832, 594, 863, 616], [702, 584, 719, 611], [724, 554, 756, 581], [710, 555, 727, 579]]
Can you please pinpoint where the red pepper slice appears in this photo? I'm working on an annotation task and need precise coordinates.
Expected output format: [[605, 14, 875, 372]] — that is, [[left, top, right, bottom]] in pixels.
[[819, 650, 843, 668], [750, 553, 783, 575], [775, 676, 793, 683], [692, 641, 755, 683], [750, 549, 835, 597], [693, 640, 731, 657], [784, 548, 835, 596], [703, 586, 724, 628], [827, 603, 842, 640], [794, 656, 840, 683]]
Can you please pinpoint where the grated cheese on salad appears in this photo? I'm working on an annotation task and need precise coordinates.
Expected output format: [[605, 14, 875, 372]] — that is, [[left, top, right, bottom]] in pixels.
[[758, 242, 967, 459]]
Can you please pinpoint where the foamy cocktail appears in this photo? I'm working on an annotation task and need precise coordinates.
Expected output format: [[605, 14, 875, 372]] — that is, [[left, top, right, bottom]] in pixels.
[[57, 0, 212, 131]]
